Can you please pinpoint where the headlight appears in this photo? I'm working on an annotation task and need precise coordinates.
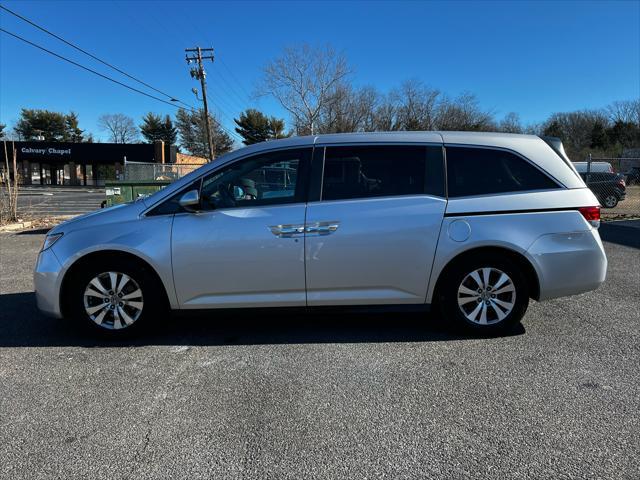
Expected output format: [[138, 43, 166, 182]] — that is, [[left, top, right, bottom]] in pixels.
[[41, 233, 63, 251]]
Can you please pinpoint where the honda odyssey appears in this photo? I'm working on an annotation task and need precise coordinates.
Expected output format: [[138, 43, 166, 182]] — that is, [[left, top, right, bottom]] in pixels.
[[34, 132, 607, 335]]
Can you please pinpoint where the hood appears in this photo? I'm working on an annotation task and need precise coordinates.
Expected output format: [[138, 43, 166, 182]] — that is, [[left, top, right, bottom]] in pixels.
[[48, 201, 145, 235]]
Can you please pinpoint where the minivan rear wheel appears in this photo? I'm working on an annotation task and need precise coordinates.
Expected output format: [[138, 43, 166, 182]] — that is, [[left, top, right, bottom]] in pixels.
[[67, 257, 161, 335], [440, 252, 529, 334]]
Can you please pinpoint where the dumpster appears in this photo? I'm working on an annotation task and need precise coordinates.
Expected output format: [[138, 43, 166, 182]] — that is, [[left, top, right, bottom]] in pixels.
[[104, 180, 171, 207]]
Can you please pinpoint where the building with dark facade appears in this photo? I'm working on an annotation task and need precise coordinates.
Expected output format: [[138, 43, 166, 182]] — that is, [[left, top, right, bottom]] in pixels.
[[5, 141, 176, 186]]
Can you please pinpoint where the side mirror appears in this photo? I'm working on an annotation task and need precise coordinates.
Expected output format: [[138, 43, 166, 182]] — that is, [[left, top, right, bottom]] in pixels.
[[178, 189, 200, 211]]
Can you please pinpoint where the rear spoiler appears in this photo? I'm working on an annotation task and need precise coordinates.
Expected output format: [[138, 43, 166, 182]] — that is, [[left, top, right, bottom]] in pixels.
[[539, 136, 581, 178]]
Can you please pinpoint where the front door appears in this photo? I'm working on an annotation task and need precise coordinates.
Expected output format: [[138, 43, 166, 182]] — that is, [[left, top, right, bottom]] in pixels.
[[171, 148, 311, 309], [305, 144, 446, 305]]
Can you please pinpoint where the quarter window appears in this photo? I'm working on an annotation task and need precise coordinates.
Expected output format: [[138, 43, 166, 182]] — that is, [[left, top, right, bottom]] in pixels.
[[446, 147, 558, 197], [321, 145, 444, 201]]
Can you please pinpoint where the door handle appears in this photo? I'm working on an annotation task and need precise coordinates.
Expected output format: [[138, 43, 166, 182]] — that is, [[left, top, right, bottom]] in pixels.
[[305, 221, 340, 235], [269, 224, 305, 238]]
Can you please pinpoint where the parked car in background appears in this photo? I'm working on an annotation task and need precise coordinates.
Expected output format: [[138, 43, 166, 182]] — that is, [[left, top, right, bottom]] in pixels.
[[624, 166, 640, 185], [573, 161, 614, 173], [34, 132, 607, 336], [579, 172, 627, 208]]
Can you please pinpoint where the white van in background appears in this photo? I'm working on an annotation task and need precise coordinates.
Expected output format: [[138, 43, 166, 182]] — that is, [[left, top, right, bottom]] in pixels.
[[573, 161, 614, 173]]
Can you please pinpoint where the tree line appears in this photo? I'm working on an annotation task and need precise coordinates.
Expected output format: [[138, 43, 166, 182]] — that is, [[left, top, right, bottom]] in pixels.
[[257, 44, 640, 160]]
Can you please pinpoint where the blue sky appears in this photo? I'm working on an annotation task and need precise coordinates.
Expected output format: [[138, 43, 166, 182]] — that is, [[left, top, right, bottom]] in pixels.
[[1, 0, 639, 143]]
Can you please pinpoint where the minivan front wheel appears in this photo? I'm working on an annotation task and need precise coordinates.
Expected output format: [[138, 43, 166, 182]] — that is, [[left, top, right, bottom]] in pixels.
[[68, 257, 161, 334], [83, 272, 144, 330], [440, 253, 529, 334]]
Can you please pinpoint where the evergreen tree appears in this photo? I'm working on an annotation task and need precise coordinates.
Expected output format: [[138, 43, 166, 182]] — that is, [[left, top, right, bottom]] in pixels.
[[140, 113, 164, 143], [140, 113, 177, 144], [15, 109, 84, 141], [267, 116, 289, 140], [160, 114, 178, 145], [589, 121, 609, 150], [234, 109, 289, 145], [176, 108, 233, 158], [63, 112, 84, 142]]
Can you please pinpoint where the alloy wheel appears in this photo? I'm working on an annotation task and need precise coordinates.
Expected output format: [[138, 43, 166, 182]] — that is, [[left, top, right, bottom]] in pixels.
[[83, 271, 144, 330], [603, 195, 617, 208], [457, 267, 516, 325]]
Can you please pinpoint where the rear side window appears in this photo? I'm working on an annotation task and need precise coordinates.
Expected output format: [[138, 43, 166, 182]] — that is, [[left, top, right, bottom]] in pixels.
[[446, 147, 558, 197], [321, 145, 444, 201]]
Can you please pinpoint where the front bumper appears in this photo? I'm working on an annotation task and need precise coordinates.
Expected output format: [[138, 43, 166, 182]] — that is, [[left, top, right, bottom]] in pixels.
[[527, 228, 607, 300], [34, 247, 64, 318]]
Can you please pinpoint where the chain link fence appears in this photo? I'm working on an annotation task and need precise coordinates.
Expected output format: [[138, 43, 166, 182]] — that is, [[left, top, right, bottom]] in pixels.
[[575, 156, 640, 219], [123, 161, 204, 182]]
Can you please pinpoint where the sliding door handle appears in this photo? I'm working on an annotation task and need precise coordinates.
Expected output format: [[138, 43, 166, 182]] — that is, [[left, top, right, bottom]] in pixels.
[[269, 224, 304, 238]]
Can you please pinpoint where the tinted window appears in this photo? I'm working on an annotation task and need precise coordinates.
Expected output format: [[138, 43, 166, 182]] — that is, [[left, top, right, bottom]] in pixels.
[[580, 172, 616, 183], [200, 148, 310, 210], [446, 147, 558, 197], [321, 145, 444, 201]]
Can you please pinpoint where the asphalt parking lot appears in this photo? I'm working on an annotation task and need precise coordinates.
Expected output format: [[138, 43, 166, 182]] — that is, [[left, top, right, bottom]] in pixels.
[[0, 222, 638, 479], [14, 186, 105, 217]]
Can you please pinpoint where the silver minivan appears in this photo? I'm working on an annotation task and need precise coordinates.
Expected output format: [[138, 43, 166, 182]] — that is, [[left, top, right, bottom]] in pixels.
[[34, 132, 607, 335]]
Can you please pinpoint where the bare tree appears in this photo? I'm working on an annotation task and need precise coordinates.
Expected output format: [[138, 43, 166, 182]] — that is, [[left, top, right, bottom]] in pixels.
[[498, 112, 524, 133], [1, 141, 19, 223], [606, 99, 640, 125], [435, 93, 495, 131], [98, 113, 139, 143], [372, 96, 398, 131], [369, 80, 441, 132], [396, 80, 441, 130], [260, 44, 351, 135], [317, 85, 378, 133]]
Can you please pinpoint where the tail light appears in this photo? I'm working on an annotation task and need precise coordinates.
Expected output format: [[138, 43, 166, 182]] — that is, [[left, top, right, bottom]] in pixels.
[[578, 206, 601, 228], [618, 178, 626, 188]]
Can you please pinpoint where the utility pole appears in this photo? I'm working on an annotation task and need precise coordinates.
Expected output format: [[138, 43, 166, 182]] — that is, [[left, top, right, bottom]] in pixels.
[[185, 47, 215, 161]]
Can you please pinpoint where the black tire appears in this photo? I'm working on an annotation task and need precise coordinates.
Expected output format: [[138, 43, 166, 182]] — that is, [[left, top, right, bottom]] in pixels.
[[439, 252, 529, 335], [66, 256, 164, 336], [602, 194, 618, 209]]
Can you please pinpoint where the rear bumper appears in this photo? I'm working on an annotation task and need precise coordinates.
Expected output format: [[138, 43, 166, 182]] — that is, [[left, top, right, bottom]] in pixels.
[[527, 228, 607, 300], [34, 248, 63, 318]]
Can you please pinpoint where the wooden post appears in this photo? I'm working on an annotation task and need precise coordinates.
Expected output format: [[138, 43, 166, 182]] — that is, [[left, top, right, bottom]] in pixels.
[[3, 141, 11, 201]]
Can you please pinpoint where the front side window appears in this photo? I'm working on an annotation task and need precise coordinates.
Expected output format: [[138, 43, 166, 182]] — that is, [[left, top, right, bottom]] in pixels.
[[200, 148, 310, 210], [446, 147, 558, 197], [321, 145, 443, 201]]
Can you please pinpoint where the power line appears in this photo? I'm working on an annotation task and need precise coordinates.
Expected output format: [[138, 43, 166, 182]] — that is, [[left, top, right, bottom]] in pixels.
[[219, 57, 253, 102], [0, 27, 188, 110], [0, 4, 191, 109], [135, 3, 246, 125], [209, 68, 249, 112], [0, 28, 241, 142]]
